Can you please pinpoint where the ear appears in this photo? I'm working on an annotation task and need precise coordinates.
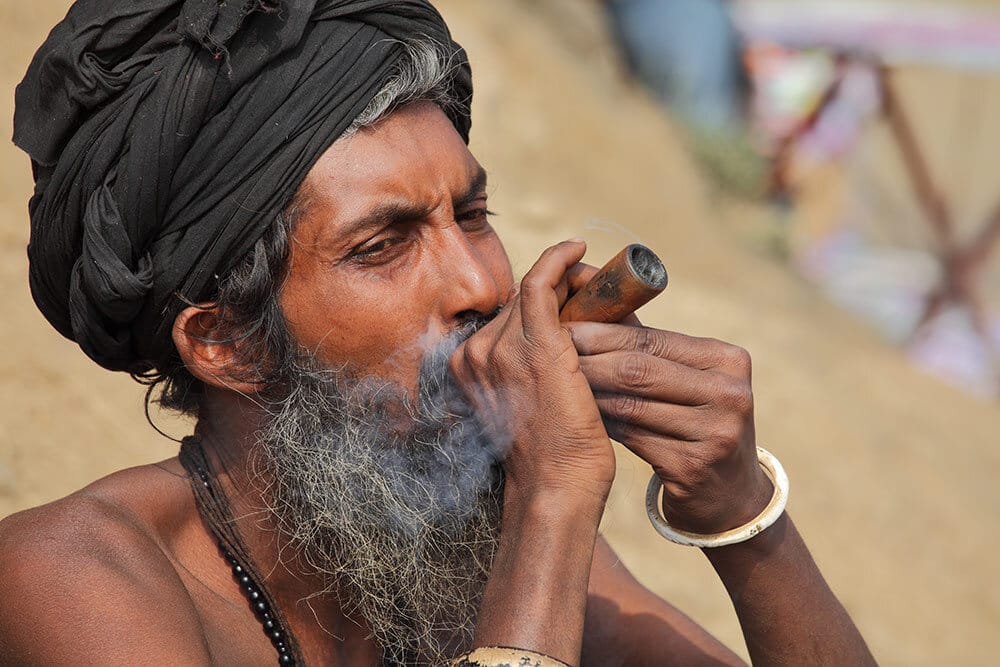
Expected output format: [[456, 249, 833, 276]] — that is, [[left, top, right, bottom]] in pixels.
[[172, 304, 263, 397]]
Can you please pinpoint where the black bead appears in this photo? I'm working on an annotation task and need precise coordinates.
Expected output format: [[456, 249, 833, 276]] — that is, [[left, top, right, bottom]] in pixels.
[[264, 619, 276, 631], [239, 575, 251, 587], [270, 629, 283, 641], [255, 600, 268, 614], [249, 590, 261, 601], [232, 564, 244, 575], [279, 654, 294, 665]]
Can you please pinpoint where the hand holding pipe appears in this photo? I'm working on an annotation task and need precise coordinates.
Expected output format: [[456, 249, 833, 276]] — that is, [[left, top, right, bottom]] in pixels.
[[559, 244, 668, 323]]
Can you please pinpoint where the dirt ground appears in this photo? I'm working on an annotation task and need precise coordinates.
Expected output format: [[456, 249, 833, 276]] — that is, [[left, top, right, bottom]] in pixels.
[[1, 1, 998, 665]]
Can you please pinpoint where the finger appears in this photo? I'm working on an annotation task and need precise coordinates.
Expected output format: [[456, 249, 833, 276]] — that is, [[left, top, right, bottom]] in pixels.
[[550, 262, 597, 312], [602, 420, 706, 482], [594, 392, 707, 442], [566, 262, 599, 294], [451, 297, 517, 371], [578, 351, 712, 406], [520, 239, 588, 340], [568, 322, 748, 375]]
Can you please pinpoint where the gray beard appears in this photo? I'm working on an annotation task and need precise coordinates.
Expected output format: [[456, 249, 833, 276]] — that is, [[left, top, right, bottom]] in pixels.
[[254, 322, 504, 666]]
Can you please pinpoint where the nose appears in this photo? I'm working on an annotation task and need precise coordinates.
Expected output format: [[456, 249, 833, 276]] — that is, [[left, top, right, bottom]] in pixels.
[[436, 226, 504, 325]]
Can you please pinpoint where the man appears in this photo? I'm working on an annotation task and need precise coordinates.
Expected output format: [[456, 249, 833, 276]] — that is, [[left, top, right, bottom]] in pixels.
[[2, 1, 875, 665]]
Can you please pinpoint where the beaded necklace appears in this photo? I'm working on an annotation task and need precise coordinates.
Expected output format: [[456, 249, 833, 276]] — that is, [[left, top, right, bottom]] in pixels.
[[179, 436, 304, 666]]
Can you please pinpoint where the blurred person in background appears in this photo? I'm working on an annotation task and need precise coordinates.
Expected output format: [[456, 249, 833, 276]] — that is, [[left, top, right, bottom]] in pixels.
[[604, 0, 747, 133], [0, 1, 873, 665], [602, 0, 764, 194]]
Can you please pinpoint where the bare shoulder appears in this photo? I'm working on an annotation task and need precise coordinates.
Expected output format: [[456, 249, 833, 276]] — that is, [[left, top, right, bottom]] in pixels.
[[0, 463, 212, 666], [583, 536, 745, 667]]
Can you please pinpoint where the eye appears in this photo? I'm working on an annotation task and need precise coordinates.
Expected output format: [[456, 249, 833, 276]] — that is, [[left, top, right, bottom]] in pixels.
[[456, 208, 496, 231], [347, 235, 408, 265]]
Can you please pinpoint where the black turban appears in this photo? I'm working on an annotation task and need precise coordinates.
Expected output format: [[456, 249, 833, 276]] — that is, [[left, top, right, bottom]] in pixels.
[[14, 0, 472, 373]]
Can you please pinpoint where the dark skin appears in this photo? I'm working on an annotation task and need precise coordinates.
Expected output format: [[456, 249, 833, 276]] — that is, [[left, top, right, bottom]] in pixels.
[[0, 102, 874, 666]]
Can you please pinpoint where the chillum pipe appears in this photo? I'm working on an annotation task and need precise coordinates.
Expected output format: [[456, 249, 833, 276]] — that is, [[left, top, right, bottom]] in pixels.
[[560, 244, 668, 323]]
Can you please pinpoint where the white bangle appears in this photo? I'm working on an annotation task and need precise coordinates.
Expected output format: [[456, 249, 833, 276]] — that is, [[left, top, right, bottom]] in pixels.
[[645, 446, 789, 548]]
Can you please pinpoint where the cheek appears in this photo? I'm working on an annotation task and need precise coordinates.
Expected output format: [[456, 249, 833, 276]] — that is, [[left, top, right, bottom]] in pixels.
[[286, 273, 437, 382], [309, 286, 426, 362]]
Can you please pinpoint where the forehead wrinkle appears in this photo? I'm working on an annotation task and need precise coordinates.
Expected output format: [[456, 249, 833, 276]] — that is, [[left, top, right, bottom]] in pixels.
[[292, 108, 485, 256]]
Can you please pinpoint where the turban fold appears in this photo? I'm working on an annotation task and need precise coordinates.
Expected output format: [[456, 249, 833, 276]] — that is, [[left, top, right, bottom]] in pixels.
[[14, 0, 472, 372]]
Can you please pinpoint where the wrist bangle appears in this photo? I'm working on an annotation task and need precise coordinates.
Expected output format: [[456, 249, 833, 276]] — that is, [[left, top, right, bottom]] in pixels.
[[645, 446, 789, 548], [451, 647, 571, 667]]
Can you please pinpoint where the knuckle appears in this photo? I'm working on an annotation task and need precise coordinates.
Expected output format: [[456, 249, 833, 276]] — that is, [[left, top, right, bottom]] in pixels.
[[725, 345, 753, 374], [610, 393, 646, 424], [633, 327, 660, 355], [464, 336, 492, 366], [519, 273, 547, 295], [720, 378, 754, 414], [616, 353, 654, 390], [710, 374, 752, 408]]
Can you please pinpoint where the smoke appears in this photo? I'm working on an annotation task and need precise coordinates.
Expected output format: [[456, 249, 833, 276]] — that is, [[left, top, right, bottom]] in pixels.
[[254, 315, 506, 665], [583, 217, 644, 245]]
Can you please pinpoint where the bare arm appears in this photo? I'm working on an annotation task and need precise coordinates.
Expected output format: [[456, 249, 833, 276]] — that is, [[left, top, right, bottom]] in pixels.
[[474, 486, 605, 663], [584, 536, 744, 667], [704, 513, 873, 666], [0, 497, 213, 667]]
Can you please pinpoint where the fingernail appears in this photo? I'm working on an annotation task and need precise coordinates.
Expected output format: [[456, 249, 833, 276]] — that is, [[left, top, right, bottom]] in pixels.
[[567, 237, 585, 244]]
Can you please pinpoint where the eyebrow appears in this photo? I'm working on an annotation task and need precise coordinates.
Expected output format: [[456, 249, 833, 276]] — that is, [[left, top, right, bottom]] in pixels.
[[335, 166, 489, 245], [454, 166, 489, 211]]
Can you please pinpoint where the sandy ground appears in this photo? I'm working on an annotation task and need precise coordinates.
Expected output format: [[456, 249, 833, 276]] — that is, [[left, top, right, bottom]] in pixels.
[[1, 1, 998, 665]]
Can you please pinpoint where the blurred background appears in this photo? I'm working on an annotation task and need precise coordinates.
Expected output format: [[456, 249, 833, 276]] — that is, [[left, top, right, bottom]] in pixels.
[[2, 0, 998, 664]]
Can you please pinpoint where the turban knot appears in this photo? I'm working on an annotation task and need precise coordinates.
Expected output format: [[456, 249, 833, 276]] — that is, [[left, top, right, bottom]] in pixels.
[[14, 0, 473, 372]]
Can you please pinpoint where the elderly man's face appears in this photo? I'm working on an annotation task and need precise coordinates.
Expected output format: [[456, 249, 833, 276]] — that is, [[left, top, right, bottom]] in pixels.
[[279, 101, 512, 388]]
